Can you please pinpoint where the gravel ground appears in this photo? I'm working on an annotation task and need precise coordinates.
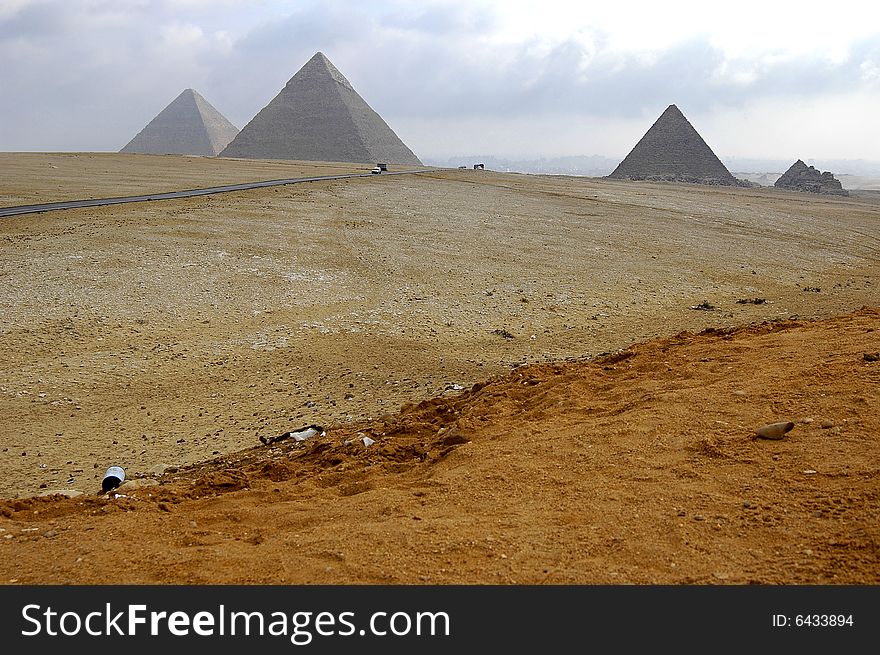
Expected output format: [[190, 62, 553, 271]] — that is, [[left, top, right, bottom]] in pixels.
[[0, 155, 877, 498]]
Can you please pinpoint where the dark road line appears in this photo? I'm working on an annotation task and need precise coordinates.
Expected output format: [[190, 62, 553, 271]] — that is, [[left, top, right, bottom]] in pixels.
[[0, 169, 434, 218]]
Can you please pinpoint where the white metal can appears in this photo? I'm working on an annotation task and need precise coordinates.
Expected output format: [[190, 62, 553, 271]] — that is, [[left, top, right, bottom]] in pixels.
[[102, 466, 125, 491]]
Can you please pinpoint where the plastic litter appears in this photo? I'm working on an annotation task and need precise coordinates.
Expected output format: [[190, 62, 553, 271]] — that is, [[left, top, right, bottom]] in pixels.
[[260, 424, 325, 446]]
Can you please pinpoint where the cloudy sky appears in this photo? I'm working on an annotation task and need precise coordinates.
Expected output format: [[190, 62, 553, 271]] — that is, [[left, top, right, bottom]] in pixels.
[[1, 0, 879, 162]]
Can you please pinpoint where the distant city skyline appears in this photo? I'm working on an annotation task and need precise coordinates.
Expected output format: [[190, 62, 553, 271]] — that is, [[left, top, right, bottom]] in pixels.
[[1, 0, 878, 162]]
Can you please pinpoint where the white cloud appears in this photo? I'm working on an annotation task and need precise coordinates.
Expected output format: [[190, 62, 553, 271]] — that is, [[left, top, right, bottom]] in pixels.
[[159, 21, 204, 47], [0, 0, 878, 159]]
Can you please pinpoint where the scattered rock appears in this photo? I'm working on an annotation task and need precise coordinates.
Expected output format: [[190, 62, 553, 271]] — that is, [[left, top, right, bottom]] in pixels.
[[736, 298, 766, 305], [492, 328, 514, 339], [864, 352, 879, 362], [37, 489, 83, 498], [690, 300, 715, 311], [819, 420, 834, 429], [754, 421, 795, 440]]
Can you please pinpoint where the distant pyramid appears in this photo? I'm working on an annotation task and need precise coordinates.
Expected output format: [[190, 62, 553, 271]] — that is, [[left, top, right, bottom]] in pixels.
[[220, 52, 421, 165], [608, 104, 737, 185], [120, 89, 239, 156], [774, 160, 847, 195]]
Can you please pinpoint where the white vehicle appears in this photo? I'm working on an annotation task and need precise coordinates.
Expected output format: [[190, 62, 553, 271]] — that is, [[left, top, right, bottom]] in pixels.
[[371, 167, 381, 174]]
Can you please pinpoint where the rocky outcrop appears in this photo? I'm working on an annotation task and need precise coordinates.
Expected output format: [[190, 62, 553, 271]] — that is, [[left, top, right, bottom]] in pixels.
[[774, 160, 848, 195]]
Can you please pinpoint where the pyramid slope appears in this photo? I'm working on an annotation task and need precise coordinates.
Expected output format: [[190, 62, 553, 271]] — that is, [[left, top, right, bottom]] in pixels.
[[220, 52, 421, 165], [775, 160, 847, 195], [608, 105, 736, 185], [120, 89, 239, 156]]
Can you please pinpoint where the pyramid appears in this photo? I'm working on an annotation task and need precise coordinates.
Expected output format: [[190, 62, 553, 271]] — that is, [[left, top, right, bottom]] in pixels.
[[774, 160, 847, 195], [120, 89, 239, 156], [219, 52, 421, 165], [608, 104, 737, 185]]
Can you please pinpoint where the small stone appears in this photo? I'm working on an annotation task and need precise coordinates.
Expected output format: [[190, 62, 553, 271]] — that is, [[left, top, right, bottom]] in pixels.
[[819, 420, 834, 429], [693, 514, 705, 521], [863, 352, 879, 362], [803, 469, 817, 475], [742, 501, 752, 509], [801, 417, 814, 424], [755, 421, 794, 440], [148, 463, 170, 476], [43, 530, 58, 539], [118, 478, 158, 491], [732, 390, 747, 397]]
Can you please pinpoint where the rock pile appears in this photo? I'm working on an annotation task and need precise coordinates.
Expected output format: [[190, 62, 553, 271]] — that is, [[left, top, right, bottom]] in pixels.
[[774, 160, 848, 195]]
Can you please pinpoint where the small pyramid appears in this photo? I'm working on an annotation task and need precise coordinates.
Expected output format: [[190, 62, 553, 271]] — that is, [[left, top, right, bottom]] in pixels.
[[774, 160, 847, 195], [608, 105, 737, 185], [220, 52, 421, 165], [120, 89, 239, 156]]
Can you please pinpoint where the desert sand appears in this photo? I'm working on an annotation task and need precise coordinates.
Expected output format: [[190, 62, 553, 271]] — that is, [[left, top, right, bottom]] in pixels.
[[0, 154, 877, 583]]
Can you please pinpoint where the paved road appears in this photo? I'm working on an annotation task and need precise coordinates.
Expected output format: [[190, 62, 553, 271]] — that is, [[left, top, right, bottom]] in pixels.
[[0, 169, 434, 218]]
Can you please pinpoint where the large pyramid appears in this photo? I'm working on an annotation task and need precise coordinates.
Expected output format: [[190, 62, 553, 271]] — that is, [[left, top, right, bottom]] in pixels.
[[220, 52, 421, 165], [608, 104, 737, 185], [120, 89, 239, 156]]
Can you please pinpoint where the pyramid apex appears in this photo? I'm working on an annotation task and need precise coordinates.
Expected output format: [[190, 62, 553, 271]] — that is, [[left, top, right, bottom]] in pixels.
[[308, 51, 332, 66]]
